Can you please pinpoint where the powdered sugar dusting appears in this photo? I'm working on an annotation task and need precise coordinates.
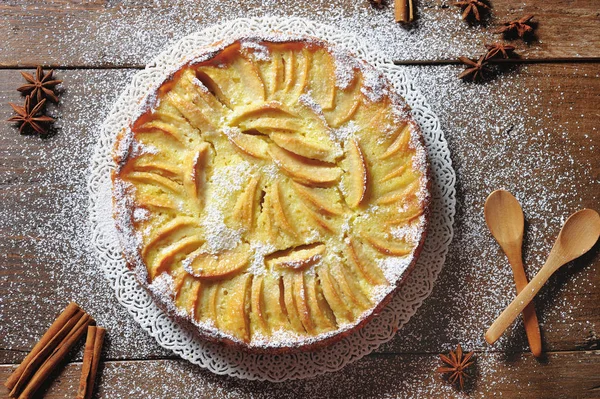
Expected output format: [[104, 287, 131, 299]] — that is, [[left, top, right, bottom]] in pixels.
[[1, 6, 594, 390], [361, 67, 388, 103], [299, 91, 324, 117], [331, 48, 359, 90], [377, 255, 414, 285], [209, 159, 253, 198], [148, 272, 176, 300], [1, 1, 504, 68], [390, 217, 425, 245], [249, 242, 276, 276], [133, 207, 150, 222], [198, 160, 250, 253], [331, 120, 359, 142], [201, 207, 242, 253], [240, 39, 271, 61]]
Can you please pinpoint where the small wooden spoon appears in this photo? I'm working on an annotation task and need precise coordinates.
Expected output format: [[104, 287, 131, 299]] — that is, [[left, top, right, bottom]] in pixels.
[[484, 190, 542, 357], [485, 208, 600, 345]]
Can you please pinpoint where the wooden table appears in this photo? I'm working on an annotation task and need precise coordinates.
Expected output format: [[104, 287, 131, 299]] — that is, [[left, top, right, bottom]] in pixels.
[[1, 1, 598, 398]]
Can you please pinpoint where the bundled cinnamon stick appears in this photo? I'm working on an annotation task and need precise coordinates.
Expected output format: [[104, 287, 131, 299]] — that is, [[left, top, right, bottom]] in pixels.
[[4, 302, 94, 399], [395, 0, 415, 23], [76, 326, 105, 399]]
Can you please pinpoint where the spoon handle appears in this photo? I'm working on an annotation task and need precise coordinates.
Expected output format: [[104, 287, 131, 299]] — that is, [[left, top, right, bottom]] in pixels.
[[506, 253, 542, 357], [485, 259, 557, 345]]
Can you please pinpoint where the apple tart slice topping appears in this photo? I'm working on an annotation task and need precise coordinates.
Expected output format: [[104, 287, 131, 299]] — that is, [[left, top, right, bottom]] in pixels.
[[113, 37, 428, 348]]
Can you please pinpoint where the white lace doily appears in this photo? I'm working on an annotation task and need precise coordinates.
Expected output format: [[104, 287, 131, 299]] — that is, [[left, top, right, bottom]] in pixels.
[[87, 17, 455, 382]]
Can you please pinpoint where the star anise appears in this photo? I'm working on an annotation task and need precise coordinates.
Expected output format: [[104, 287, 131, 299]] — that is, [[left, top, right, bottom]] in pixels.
[[368, 0, 384, 8], [437, 344, 475, 390], [484, 42, 516, 60], [453, 0, 490, 21], [458, 55, 488, 81], [17, 66, 62, 104], [495, 15, 535, 38], [7, 95, 55, 135]]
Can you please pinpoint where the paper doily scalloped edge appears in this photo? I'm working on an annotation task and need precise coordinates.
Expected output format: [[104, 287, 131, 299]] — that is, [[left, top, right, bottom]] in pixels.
[[87, 16, 455, 382]]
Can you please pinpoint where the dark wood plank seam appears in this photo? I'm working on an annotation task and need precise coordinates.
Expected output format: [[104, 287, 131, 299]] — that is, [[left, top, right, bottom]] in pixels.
[[3, 349, 598, 366], [394, 57, 600, 65], [367, 349, 600, 357], [0, 65, 143, 70], [0, 58, 599, 70]]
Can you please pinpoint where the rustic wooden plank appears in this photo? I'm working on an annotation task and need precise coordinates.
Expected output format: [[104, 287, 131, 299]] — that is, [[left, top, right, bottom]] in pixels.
[[2, 352, 600, 398], [1, 63, 597, 366], [0, 0, 599, 68], [379, 62, 600, 354]]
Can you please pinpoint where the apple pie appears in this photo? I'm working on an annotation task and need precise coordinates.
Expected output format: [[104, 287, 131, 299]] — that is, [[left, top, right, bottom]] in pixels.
[[112, 35, 430, 352]]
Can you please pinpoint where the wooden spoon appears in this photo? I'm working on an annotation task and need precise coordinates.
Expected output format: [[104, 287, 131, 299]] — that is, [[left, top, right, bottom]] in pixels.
[[485, 208, 600, 345], [484, 190, 542, 357]]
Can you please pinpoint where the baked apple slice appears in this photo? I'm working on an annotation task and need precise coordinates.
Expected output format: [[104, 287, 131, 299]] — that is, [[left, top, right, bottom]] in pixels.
[[376, 179, 419, 206], [242, 117, 302, 133], [329, 262, 371, 311], [152, 235, 205, 278], [166, 91, 216, 132], [304, 272, 336, 332], [286, 48, 311, 98], [232, 55, 267, 102], [379, 163, 408, 183], [187, 243, 251, 279], [250, 275, 269, 335], [132, 160, 181, 179], [342, 138, 368, 208], [307, 49, 336, 111], [268, 144, 341, 186], [291, 181, 343, 216], [293, 272, 316, 334], [346, 238, 387, 286], [283, 272, 306, 333], [230, 101, 297, 124], [134, 118, 187, 146], [317, 265, 353, 324], [261, 274, 291, 332], [270, 132, 333, 162], [269, 182, 296, 236], [183, 143, 210, 208], [142, 217, 198, 260], [224, 128, 269, 159], [380, 123, 411, 160], [174, 273, 202, 318], [300, 202, 337, 233], [215, 273, 252, 342], [125, 171, 182, 195], [232, 177, 260, 232], [197, 281, 219, 323], [361, 232, 412, 256], [266, 243, 325, 271], [180, 70, 226, 118]]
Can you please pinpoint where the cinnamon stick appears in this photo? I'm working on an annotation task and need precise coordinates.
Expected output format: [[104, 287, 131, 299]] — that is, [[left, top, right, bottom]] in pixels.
[[77, 326, 105, 399], [77, 327, 96, 399], [12, 313, 94, 399], [395, 0, 414, 23], [4, 302, 80, 390], [9, 309, 85, 396]]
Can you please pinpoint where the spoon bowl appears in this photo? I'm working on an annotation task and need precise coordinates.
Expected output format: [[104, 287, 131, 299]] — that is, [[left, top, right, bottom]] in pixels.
[[554, 209, 600, 263], [485, 190, 524, 249]]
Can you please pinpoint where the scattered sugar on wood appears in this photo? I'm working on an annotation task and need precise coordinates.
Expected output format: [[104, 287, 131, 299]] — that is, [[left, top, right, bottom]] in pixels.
[[1, 2, 597, 393]]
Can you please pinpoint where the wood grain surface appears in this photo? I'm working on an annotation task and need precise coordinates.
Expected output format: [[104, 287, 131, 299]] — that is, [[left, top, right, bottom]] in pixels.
[[0, 0, 599, 67], [1, 0, 599, 398]]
